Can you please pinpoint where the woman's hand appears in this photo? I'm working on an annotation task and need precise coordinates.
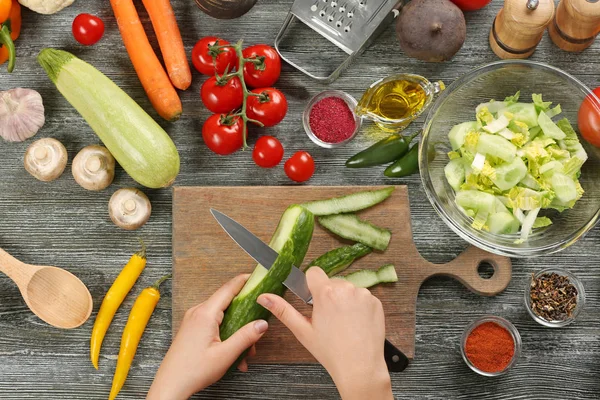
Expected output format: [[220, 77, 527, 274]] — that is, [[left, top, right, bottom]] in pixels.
[[147, 274, 268, 400], [257, 267, 393, 400]]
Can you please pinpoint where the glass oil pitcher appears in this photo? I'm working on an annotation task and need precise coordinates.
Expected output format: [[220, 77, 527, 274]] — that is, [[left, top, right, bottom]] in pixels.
[[355, 74, 445, 132]]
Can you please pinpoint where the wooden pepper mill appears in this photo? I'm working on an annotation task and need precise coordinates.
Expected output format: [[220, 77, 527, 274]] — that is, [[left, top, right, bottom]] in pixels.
[[549, 0, 600, 52], [490, 0, 556, 59]]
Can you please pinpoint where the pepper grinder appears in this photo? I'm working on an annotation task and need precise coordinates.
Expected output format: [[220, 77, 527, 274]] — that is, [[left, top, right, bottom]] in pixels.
[[490, 0, 556, 59], [549, 0, 600, 52]]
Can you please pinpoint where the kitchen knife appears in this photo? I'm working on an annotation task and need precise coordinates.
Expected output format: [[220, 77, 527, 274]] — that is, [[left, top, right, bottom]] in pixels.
[[211, 208, 409, 372]]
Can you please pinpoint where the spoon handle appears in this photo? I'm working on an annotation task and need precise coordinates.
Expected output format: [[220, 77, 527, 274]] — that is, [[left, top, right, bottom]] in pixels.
[[0, 247, 35, 288]]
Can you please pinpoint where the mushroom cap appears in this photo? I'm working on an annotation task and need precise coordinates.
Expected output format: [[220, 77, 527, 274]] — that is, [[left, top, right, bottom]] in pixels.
[[108, 188, 151, 230], [72, 145, 115, 191], [24, 138, 68, 182]]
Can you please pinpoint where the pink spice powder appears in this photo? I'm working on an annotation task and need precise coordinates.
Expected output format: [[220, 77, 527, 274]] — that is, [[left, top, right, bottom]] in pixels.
[[309, 97, 357, 144]]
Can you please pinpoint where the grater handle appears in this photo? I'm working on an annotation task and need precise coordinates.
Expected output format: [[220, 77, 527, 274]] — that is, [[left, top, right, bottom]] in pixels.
[[274, 13, 358, 84]]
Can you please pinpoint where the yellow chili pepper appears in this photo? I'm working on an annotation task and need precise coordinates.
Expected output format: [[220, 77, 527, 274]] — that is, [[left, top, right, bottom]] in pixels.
[[109, 274, 171, 400], [90, 242, 147, 370]]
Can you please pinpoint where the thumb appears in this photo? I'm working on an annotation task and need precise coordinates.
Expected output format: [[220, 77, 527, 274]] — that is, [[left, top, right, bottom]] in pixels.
[[220, 319, 269, 359], [257, 293, 311, 341]]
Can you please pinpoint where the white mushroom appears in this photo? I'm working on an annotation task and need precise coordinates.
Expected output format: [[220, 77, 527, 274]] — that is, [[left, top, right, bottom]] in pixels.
[[72, 145, 115, 191], [24, 138, 68, 182], [109, 188, 151, 230]]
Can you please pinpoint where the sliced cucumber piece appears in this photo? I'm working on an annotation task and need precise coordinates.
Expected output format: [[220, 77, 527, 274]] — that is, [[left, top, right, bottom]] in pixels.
[[551, 172, 577, 203], [334, 264, 398, 288], [477, 101, 508, 115], [499, 103, 538, 127], [537, 111, 566, 140], [301, 187, 394, 216], [449, 121, 479, 150], [444, 158, 465, 192], [487, 212, 520, 234], [476, 133, 517, 162], [455, 190, 496, 213], [539, 160, 564, 177], [318, 214, 391, 251], [519, 173, 541, 190], [307, 243, 372, 276], [492, 157, 527, 191]]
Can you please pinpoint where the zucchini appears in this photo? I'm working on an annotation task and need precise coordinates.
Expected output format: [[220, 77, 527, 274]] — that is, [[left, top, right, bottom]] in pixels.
[[37, 49, 180, 189], [334, 264, 398, 288], [220, 205, 314, 342], [301, 187, 394, 216], [318, 214, 391, 251], [307, 243, 372, 276]]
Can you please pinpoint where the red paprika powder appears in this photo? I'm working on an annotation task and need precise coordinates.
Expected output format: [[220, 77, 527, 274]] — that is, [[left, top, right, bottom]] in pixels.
[[309, 96, 356, 144], [465, 321, 515, 373]]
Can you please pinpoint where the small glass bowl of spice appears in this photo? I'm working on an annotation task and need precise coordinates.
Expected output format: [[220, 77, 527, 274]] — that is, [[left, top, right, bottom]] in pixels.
[[303, 90, 361, 148], [460, 316, 521, 377], [525, 268, 585, 328]]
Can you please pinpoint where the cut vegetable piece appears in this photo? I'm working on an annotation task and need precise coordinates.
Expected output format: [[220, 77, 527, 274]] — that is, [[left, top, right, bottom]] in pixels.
[[483, 115, 510, 134], [476, 100, 508, 115], [471, 152, 486, 172], [492, 157, 527, 191], [455, 190, 496, 213], [449, 121, 479, 150], [518, 207, 540, 243], [476, 133, 517, 162], [551, 173, 577, 203], [539, 160, 564, 177], [513, 207, 525, 224], [487, 212, 520, 234], [528, 126, 542, 142], [497, 128, 515, 140], [537, 112, 566, 140], [444, 158, 465, 192], [533, 216, 552, 228], [301, 187, 394, 216], [307, 243, 372, 276], [318, 214, 391, 251], [334, 264, 398, 288], [557, 118, 588, 162], [499, 103, 538, 127], [519, 173, 541, 190]]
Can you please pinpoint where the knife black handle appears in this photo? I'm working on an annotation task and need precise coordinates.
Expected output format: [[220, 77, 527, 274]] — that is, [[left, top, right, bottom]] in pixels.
[[384, 339, 409, 372]]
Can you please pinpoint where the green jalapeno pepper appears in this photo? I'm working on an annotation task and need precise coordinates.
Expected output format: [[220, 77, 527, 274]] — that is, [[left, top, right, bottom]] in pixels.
[[384, 143, 419, 178], [346, 132, 417, 168]]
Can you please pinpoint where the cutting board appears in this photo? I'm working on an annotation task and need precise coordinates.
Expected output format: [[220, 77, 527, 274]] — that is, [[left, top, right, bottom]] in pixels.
[[172, 186, 512, 362]]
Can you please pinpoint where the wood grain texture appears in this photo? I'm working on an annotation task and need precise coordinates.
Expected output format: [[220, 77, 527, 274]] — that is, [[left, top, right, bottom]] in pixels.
[[0, 0, 599, 398], [172, 186, 510, 361]]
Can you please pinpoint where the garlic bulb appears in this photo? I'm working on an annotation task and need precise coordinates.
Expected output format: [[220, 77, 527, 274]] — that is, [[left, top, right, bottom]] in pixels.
[[0, 88, 45, 142]]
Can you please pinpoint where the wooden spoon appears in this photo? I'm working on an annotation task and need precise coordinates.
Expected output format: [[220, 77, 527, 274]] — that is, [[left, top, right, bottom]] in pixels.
[[0, 247, 93, 329]]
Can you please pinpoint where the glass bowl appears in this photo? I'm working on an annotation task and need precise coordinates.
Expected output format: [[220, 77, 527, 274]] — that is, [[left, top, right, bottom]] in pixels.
[[302, 90, 361, 148], [524, 267, 585, 328], [460, 315, 522, 377], [419, 60, 600, 258]]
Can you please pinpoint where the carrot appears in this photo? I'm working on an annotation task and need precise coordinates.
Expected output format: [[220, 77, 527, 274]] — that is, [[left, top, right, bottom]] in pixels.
[[141, 0, 191, 90], [109, 0, 182, 121]]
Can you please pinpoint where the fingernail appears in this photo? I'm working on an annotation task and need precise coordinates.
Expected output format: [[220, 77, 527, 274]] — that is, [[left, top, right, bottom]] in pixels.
[[257, 295, 272, 309], [254, 319, 268, 334]]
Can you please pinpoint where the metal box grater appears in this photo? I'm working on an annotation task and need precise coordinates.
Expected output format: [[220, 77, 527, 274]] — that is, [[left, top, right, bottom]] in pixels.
[[275, 0, 403, 83]]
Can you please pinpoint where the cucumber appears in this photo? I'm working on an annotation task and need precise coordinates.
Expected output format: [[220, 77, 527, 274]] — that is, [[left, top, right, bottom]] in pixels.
[[334, 264, 398, 288], [498, 103, 538, 127], [551, 173, 577, 203], [455, 190, 496, 213], [537, 111, 566, 140], [444, 158, 465, 192], [487, 212, 520, 234], [301, 187, 394, 216], [307, 243, 372, 276], [476, 133, 517, 162], [220, 205, 314, 343], [449, 121, 479, 150], [492, 157, 527, 191], [318, 214, 391, 251]]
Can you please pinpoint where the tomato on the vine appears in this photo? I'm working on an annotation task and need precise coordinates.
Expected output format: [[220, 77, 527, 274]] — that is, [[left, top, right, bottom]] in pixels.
[[242, 45, 281, 88], [72, 14, 105, 46], [192, 37, 238, 76], [253, 136, 284, 168], [246, 88, 288, 127], [449, 0, 491, 11], [202, 114, 244, 155], [284, 151, 315, 182], [201, 76, 243, 114], [578, 87, 600, 148]]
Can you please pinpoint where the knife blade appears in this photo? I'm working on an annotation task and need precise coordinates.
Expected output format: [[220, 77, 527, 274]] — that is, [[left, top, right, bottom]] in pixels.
[[210, 208, 409, 372]]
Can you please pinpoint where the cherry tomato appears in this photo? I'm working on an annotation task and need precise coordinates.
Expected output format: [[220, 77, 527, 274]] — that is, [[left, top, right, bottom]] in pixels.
[[449, 0, 491, 11], [284, 151, 315, 183], [202, 114, 244, 155], [201, 76, 243, 114], [246, 88, 288, 127], [578, 87, 600, 148], [192, 37, 238, 76], [72, 14, 105, 46], [242, 45, 281, 88], [253, 136, 284, 168]]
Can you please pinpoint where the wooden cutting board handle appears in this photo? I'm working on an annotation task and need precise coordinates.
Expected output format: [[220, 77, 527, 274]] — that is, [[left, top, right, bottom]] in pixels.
[[549, 0, 600, 52]]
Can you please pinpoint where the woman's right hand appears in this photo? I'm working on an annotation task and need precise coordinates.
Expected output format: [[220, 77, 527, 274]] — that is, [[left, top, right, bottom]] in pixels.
[[257, 267, 393, 400]]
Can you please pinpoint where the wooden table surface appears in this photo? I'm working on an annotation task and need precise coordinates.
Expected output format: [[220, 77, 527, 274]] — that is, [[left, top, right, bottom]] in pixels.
[[0, 1, 599, 399]]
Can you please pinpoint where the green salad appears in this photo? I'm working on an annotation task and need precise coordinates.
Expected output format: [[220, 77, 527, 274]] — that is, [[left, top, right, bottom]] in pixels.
[[444, 91, 588, 243]]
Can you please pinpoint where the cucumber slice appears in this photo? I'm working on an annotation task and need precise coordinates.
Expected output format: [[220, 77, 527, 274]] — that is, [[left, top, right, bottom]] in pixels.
[[487, 212, 520, 234], [537, 112, 566, 140], [519, 173, 541, 190], [444, 158, 465, 192], [499, 103, 538, 127], [551, 173, 577, 203], [493, 157, 527, 191], [318, 214, 391, 251], [539, 160, 564, 177], [449, 121, 479, 150], [455, 190, 496, 213], [301, 187, 394, 216], [476, 133, 517, 162], [335, 264, 398, 288], [477, 101, 508, 115], [307, 243, 372, 276]]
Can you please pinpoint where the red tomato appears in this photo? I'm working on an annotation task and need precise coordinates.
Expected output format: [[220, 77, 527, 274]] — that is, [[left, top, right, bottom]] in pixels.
[[450, 0, 491, 11], [72, 14, 105, 46], [201, 76, 243, 114], [253, 136, 284, 168], [192, 37, 238, 76], [246, 88, 288, 127], [242, 45, 281, 88], [284, 151, 315, 182], [202, 114, 244, 155], [578, 87, 600, 148]]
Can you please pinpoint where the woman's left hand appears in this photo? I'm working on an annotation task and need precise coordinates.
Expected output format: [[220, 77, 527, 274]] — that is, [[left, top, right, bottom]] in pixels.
[[147, 274, 268, 400]]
